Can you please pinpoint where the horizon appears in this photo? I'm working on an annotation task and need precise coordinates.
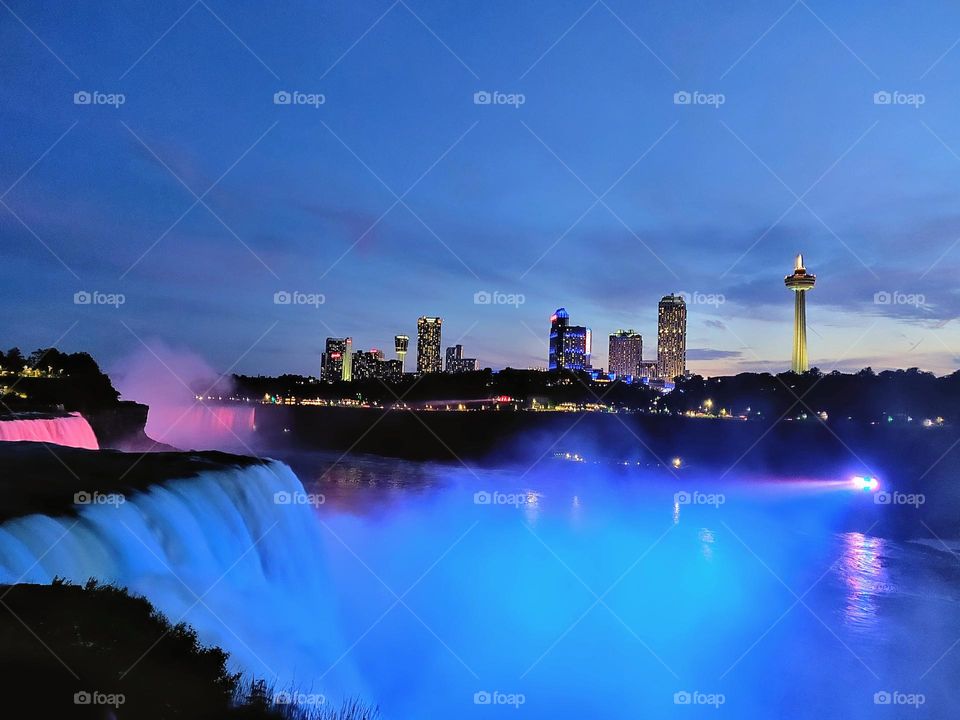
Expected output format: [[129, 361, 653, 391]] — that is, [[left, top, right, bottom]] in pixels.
[[3, 1, 960, 377]]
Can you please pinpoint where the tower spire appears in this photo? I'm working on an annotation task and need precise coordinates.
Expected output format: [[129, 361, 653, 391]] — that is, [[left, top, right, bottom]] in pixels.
[[784, 254, 816, 373]]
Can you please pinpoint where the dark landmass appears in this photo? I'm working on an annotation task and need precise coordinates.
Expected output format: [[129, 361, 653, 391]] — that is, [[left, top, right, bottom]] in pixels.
[[0, 347, 119, 411], [235, 366, 960, 422], [248, 404, 960, 537], [249, 403, 955, 475], [84, 400, 174, 450], [0, 580, 378, 719], [0, 443, 264, 523], [0, 346, 169, 449], [234, 367, 656, 409]]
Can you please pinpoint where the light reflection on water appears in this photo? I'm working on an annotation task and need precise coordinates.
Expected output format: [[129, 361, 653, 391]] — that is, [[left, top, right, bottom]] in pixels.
[[840, 532, 889, 633], [284, 452, 960, 719]]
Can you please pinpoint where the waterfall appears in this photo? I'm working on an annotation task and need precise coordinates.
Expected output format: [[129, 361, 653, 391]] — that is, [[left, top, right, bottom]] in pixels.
[[145, 403, 257, 451], [0, 412, 99, 449], [0, 459, 359, 698]]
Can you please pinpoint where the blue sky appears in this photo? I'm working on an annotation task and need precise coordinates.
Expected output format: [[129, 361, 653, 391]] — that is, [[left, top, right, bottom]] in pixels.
[[2, 0, 960, 377]]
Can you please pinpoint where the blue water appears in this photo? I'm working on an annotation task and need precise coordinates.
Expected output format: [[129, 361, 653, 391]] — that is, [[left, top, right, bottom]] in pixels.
[[298, 454, 960, 719]]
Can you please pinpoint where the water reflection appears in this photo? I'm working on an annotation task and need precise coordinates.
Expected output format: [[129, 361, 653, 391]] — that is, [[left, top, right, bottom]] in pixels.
[[839, 532, 889, 632], [290, 453, 445, 512], [699, 527, 716, 560]]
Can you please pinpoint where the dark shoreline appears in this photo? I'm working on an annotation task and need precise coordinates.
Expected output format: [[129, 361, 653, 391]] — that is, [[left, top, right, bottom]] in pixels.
[[0, 443, 265, 524], [246, 404, 958, 477]]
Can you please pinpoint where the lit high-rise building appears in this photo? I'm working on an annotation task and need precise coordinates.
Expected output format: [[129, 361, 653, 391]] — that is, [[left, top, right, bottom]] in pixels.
[[657, 294, 686, 381], [548, 308, 590, 371], [784, 253, 816, 373], [608, 330, 643, 378], [445, 344, 478, 373], [321, 337, 353, 381], [637, 360, 658, 380], [394, 335, 409, 373], [352, 349, 384, 381], [382, 358, 403, 383], [352, 349, 403, 383], [445, 344, 462, 371], [416, 317, 443, 374]]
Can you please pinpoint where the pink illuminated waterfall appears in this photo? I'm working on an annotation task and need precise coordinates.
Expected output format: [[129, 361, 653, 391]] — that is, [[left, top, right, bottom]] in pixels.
[[0, 412, 99, 449]]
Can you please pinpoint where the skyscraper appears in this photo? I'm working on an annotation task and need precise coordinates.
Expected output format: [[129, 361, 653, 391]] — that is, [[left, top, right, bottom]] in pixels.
[[657, 295, 686, 381], [321, 337, 353, 382], [416, 317, 443, 373], [784, 253, 816, 373], [394, 335, 409, 373], [352, 348, 385, 381], [352, 349, 402, 382], [445, 344, 478, 373], [445, 344, 462, 371], [548, 308, 590, 371], [608, 330, 643, 378]]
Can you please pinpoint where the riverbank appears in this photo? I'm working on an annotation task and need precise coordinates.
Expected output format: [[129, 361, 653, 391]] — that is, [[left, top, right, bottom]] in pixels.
[[0, 580, 378, 719], [0, 442, 264, 523]]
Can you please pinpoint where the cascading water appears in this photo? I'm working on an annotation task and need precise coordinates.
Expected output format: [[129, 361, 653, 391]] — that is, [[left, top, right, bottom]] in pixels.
[[145, 403, 257, 451], [0, 459, 360, 699], [0, 412, 99, 449]]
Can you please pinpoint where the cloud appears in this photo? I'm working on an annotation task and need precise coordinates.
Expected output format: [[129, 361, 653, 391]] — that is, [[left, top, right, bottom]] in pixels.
[[687, 348, 742, 360]]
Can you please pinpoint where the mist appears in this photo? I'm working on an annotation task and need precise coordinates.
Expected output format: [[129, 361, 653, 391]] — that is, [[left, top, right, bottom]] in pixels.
[[110, 341, 256, 452]]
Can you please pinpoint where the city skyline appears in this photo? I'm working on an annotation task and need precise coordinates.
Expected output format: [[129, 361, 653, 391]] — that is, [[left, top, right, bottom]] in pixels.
[[3, 2, 960, 378]]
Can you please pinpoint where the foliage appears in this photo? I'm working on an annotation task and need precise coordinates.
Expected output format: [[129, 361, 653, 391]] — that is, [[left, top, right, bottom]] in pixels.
[[0, 346, 120, 410], [0, 580, 378, 719]]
